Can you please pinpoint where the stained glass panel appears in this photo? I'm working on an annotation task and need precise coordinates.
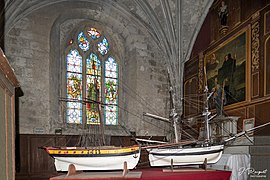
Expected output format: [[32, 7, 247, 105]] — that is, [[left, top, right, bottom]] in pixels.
[[87, 27, 101, 40], [104, 105, 118, 125], [86, 52, 102, 125], [66, 102, 82, 124], [86, 75, 101, 124], [98, 37, 109, 55], [66, 49, 83, 124], [86, 53, 101, 76], [105, 56, 117, 78], [105, 78, 118, 104], [78, 31, 90, 51], [86, 110, 100, 124], [67, 49, 82, 73], [67, 73, 82, 99], [104, 56, 118, 125]]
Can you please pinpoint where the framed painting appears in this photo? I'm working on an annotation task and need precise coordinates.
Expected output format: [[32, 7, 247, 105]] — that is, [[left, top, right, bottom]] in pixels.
[[205, 27, 250, 110]]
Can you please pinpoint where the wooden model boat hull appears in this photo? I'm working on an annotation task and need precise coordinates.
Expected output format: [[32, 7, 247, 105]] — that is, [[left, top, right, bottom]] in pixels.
[[147, 144, 223, 166], [44, 146, 140, 171]]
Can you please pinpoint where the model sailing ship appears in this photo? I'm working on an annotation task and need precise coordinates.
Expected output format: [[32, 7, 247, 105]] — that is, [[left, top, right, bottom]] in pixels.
[[43, 145, 140, 171], [43, 103, 141, 171], [43, 101, 141, 171], [138, 85, 224, 167], [43, 72, 270, 171], [138, 84, 270, 167]]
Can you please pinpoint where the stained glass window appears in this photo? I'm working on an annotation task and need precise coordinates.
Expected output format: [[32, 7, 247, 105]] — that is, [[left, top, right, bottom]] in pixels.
[[66, 49, 83, 123], [78, 31, 90, 51], [87, 28, 101, 40], [98, 37, 109, 56], [104, 56, 118, 125], [66, 28, 118, 126], [86, 53, 101, 124]]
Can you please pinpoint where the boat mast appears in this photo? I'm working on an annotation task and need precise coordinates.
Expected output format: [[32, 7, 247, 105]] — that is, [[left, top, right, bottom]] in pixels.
[[203, 85, 212, 144], [169, 75, 180, 143], [203, 66, 212, 145]]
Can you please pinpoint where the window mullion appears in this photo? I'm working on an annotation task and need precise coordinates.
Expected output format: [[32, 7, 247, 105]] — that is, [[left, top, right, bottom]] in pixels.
[[100, 58, 105, 125], [82, 53, 87, 126]]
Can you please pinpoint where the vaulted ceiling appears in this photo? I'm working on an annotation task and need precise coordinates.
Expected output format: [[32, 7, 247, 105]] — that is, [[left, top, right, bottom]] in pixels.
[[1, 0, 213, 112]]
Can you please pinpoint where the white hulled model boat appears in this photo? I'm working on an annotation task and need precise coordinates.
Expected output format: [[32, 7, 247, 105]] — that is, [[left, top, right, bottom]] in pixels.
[[139, 84, 270, 167], [147, 144, 223, 167], [43, 145, 140, 171]]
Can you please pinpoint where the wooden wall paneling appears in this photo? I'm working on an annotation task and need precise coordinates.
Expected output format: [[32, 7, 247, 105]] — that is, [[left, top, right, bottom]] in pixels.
[[241, 1, 266, 21], [255, 101, 270, 135], [210, 2, 220, 43], [64, 135, 80, 147], [1, 88, 16, 180], [6, 91, 15, 180], [16, 135, 67, 179], [0, 85, 7, 179], [0, 49, 19, 180], [29, 136, 55, 174], [264, 36, 270, 96], [264, 10, 270, 35], [184, 57, 198, 81], [247, 105, 255, 119], [17, 135, 29, 174], [198, 52, 204, 93], [228, 0, 241, 28], [54, 135, 67, 147], [251, 14, 261, 99], [209, 0, 242, 43], [259, 10, 266, 99], [252, 72, 260, 98], [183, 80, 190, 117], [191, 15, 211, 58], [111, 136, 133, 146], [184, 55, 201, 118]]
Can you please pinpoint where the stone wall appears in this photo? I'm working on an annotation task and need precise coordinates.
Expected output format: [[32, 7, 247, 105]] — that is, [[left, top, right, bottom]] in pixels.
[[3, 0, 213, 137], [4, 1, 171, 136]]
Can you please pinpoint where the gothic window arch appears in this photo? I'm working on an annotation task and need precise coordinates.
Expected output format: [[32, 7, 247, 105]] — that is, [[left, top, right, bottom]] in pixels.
[[65, 27, 118, 125]]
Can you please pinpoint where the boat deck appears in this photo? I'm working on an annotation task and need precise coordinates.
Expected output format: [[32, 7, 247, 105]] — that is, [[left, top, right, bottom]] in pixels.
[[50, 168, 231, 180]]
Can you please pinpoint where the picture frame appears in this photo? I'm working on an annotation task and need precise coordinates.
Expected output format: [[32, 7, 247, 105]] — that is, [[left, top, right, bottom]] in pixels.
[[204, 26, 250, 110], [264, 10, 270, 35]]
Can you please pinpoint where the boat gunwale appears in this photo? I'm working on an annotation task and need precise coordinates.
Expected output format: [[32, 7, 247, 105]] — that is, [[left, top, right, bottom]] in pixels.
[[43, 145, 140, 151], [149, 148, 223, 156]]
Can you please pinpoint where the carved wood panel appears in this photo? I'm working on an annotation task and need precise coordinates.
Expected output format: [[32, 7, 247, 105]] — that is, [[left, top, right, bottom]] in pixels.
[[255, 101, 270, 135], [252, 72, 260, 98], [251, 20, 260, 73], [264, 36, 270, 96], [251, 16, 260, 99]]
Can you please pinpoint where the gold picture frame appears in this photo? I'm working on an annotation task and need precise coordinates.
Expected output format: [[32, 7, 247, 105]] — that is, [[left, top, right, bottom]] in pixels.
[[264, 10, 270, 35], [204, 26, 251, 110]]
